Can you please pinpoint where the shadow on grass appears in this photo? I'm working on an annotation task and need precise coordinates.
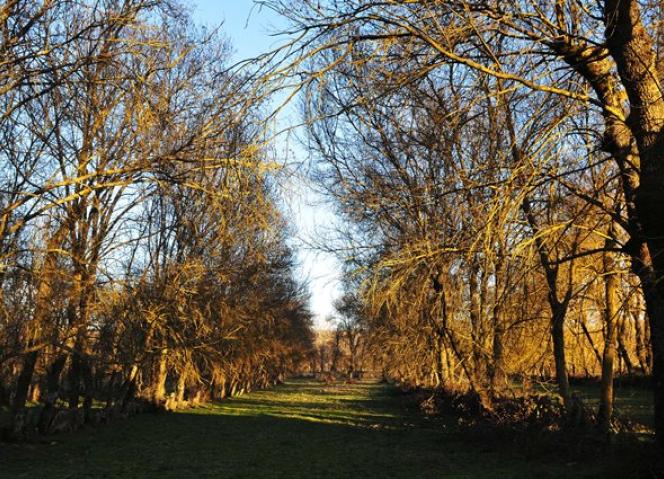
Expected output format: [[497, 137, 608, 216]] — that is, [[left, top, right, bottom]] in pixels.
[[0, 380, 660, 479]]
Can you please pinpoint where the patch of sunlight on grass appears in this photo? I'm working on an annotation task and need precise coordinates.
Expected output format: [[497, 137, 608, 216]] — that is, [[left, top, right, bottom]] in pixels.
[[193, 380, 400, 429]]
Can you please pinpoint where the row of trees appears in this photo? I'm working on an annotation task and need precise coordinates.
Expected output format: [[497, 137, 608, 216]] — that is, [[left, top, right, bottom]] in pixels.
[[0, 0, 313, 438], [310, 293, 368, 380], [265, 0, 664, 438]]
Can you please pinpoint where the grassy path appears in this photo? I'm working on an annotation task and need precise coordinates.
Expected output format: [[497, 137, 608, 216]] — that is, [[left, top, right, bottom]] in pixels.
[[0, 380, 652, 478]]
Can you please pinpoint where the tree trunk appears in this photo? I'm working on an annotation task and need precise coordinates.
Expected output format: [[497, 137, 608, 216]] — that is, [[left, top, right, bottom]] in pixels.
[[489, 256, 506, 397], [220, 374, 228, 399], [602, 0, 664, 444], [153, 348, 168, 406], [176, 368, 187, 408], [598, 238, 620, 433], [636, 262, 664, 445], [81, 359, 95, 422], [67, 349, 83, 409], [105, 370, 120, 409], [617, 313, 634, 375], [10, 225, 67, 432], [468, 259, 484, 384], [120, 365, 139, 412], [9, 350, 38, 438], [38, 354, 68, 433], [551, 304, 572, 409], [521, 159, 572, 409], [634, 300, 650, 375]]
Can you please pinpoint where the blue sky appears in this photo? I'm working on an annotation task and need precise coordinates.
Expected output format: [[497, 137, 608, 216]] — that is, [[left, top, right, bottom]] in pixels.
[[192, 1, 344, 329], [191, 1, 286, 59]]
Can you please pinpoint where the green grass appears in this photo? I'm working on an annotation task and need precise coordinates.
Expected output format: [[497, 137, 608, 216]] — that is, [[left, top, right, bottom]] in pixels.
[[0, 380, 659, 478], [573, 384, 654, 429], [533, 380, 655, 429]]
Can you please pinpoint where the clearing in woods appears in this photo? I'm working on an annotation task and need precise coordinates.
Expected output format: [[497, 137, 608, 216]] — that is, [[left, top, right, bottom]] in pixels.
[[0, 380, 655, 478]]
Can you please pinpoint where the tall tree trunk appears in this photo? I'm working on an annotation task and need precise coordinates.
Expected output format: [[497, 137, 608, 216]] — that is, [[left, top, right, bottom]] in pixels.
[[599, 234, 620, 432], [635, 258, 664, 444], [67, 349, 82, 409], [176, 368, 187, 408], [105, 370, 120, 409], [153, 347, 168, 406], [617, 312, 634, 375], [468, 259, 484, 383], [551, 303, 572, 409], [11, 224, 67, 433], [522, 195, 572, 409], [504, 83, 573, 409], [66, 270, 96, 412], [120, 365, 139, 412], [38, 354, 67, 433], [633, 295, 650, 374], [489, 256, 506, 397], [11, 351, 38, 415], [602, 0, 664, 444]]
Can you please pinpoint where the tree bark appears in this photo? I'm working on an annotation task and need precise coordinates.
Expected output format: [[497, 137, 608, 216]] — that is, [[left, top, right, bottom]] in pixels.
[[551, 304, 572, 409], [617, 313, 634, 375], [10, 224, 67, 433], [602, 0, 664, 444], [522, 196, 572, 409], [489, 255, 506, 397], [176, 368, 187, 408], [468, 258, 484, 383], [38, 354, 67, 433], [153, 347, 168, 406], [599, 234, 620, 432], [634, 297, 650, 375]]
